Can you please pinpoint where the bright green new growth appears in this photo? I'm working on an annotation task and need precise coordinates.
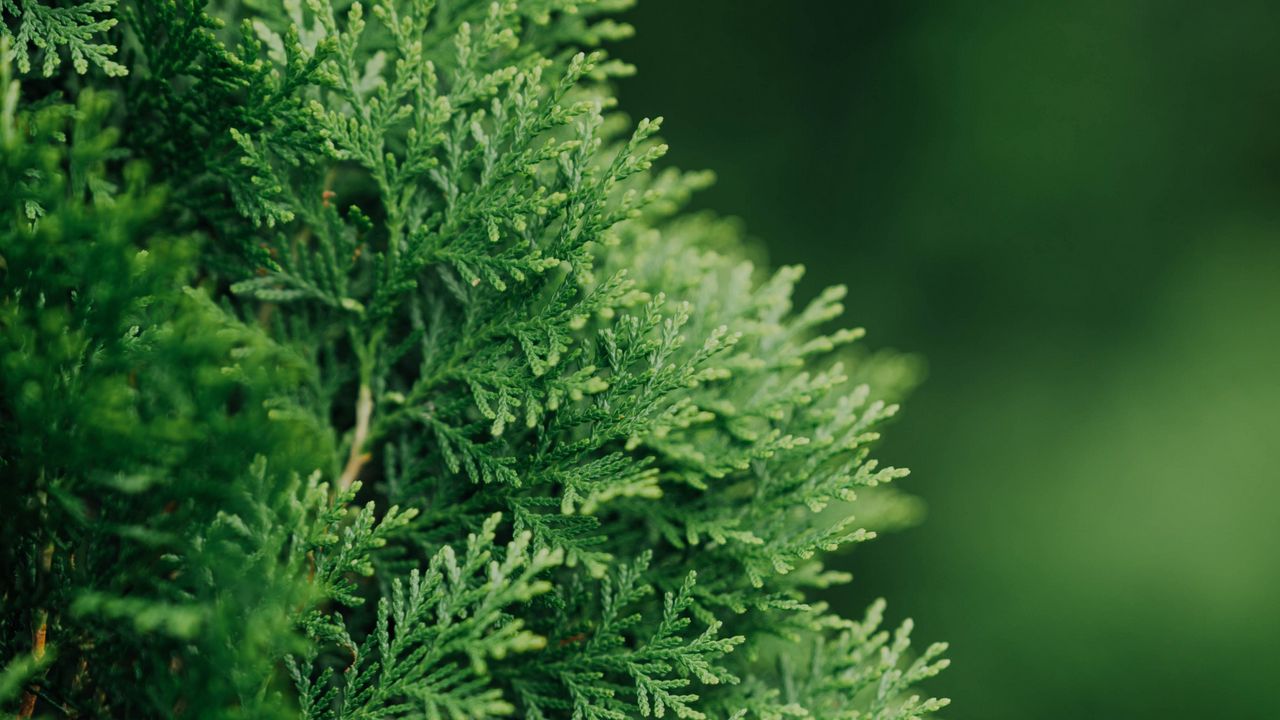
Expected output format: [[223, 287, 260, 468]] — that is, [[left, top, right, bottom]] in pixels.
[[1, 0, 126, 77], [2, 1, 949, 718]]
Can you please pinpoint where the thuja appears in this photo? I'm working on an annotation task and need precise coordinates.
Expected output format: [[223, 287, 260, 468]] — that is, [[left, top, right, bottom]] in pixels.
[[1, 1, 949, 717]]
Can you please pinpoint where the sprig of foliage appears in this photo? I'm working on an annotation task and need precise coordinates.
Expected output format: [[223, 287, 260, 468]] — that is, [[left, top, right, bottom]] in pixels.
[[290, 514, 562, 720], [1, 0, 126, 76], [514, 552, 743, 720]]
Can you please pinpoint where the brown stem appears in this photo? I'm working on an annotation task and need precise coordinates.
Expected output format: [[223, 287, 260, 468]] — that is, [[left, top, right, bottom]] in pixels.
[[337, 383, 373, 493], [256, 301, 276, 329], [17, 688, 37, 719], [18, 544, 53, 719]]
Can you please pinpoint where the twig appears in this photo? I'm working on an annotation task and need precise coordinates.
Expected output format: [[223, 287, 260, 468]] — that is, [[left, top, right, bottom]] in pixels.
[[17, 543, 53, 719], [337, 383, 374, 493]]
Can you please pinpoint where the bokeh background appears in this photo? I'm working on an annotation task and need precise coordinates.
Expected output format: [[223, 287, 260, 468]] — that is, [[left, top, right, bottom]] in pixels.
[[618, 2, 1280, 718]]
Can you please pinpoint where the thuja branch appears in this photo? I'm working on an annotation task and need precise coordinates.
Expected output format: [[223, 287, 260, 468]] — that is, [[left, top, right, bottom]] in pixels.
[[0, 2, 949, 718]]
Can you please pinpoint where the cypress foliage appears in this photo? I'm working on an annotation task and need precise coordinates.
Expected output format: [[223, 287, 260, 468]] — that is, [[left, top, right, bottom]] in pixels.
[[2, 2, 949, 718]]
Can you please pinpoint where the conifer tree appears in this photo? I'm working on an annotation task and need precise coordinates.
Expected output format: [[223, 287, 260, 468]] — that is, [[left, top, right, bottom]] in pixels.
[[2, 2, 950, 718]]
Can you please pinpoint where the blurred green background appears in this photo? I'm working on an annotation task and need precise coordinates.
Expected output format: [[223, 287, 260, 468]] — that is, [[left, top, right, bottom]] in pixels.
[[618, 2, 1280, 718]]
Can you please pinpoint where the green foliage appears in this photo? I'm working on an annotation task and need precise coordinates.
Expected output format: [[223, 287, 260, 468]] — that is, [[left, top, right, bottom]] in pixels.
[[1, 2, 948, 718], [290, 513, 562, 720], [1, 0, 126, 76]]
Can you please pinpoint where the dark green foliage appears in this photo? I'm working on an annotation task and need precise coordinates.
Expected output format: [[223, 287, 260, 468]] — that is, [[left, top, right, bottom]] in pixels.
[[1, 2, 948, 718]]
